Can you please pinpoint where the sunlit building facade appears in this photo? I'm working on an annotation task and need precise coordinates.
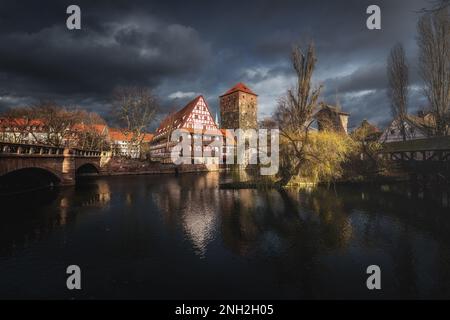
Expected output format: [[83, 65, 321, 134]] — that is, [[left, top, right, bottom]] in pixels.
[[149, 95, 221, 164]]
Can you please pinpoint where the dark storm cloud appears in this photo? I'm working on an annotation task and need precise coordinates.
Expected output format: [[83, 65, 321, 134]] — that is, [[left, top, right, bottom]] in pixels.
[[0, 11, 210, 95], [0, 0, 435, 128], [323, 64, 388, 95]]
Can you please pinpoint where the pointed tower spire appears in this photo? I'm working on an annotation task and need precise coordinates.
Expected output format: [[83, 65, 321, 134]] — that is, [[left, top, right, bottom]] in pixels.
[[215, 112, 219, 128]]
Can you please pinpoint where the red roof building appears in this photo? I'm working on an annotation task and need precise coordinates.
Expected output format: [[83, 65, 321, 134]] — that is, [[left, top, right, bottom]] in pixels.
[[219, 82, 258, 130], [154, 95, 219, 139], [108, 128, 154, 158], [150, 95, 221, 163]]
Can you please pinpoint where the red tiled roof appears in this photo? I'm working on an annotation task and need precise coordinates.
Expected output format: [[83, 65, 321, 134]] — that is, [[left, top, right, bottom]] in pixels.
[[156, 95, 204, 133], [0, 117, 45, 127], [71, 123, 107, 134], [109, 128, 153, 142], [142, 133, 154, 142], [109, 128, 131, 141], [220, 82, 257, 97]]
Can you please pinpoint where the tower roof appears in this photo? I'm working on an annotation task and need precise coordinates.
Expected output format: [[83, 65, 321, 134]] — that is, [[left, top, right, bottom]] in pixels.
[[220, 82, 257, 97], [316, 103, 350, 116]]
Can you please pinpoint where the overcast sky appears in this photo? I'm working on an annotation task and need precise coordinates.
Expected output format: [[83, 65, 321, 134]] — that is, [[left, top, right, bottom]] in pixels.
[[0, 0, 436, 130]]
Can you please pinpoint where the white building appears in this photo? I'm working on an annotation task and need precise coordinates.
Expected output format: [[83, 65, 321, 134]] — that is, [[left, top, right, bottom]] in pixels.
[[109, 128, 153, 159]]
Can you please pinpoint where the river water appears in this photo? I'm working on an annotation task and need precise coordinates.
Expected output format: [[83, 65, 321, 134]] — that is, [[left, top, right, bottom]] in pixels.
[[0, 172, 449, 299]]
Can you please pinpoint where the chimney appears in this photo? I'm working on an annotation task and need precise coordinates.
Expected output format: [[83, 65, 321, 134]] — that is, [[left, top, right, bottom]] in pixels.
[[339, 114, 349, 134]]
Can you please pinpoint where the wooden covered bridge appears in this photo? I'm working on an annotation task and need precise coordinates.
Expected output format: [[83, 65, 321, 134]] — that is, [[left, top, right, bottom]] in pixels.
[[380, 136, 450, 180]]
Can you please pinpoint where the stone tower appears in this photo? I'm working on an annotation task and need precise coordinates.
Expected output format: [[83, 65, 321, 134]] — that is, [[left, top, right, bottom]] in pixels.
[[315, 103, 350, 134], [219, 82, 258, 130]]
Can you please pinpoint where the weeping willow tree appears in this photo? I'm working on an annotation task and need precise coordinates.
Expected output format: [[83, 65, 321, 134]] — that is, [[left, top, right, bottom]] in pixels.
[[275, 42, 354, 186], [275, 42, 321, 186]]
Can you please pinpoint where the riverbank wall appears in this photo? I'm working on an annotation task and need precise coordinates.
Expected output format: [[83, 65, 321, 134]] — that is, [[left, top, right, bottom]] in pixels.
[[100, 157, 220, 176]]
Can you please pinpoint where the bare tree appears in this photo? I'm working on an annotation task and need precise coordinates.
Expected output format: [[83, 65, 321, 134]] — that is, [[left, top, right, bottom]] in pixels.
[[0, 107, 37, 143], [75, 110, 109, 151], [31, 101, 82, 147], [0, 102, 81, 146], [387, 43, 409, 141], [274, 42, 322, 185], [111, 86, 159, 156], [259, 117, 278, 129], [417, 7, 450, 135]]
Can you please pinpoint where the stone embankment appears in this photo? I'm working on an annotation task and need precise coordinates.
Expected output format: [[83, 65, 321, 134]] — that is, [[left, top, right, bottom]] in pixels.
[[102, 157, 219, 176]]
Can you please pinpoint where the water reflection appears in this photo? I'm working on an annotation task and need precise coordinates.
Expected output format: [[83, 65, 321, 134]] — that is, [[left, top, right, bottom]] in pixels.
[[0, 178, 112, 257], [0, 173, 450, 299], [152, 173, 220, 257]]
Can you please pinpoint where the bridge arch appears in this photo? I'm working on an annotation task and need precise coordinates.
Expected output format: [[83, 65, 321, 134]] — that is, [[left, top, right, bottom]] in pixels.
[[0, 164, 63, 182], [0, 167, 62, 194], [76, 162, 100, 176]]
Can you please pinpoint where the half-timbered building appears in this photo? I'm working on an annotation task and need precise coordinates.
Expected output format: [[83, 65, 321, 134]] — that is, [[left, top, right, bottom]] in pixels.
[[149, 95, 222, 163]]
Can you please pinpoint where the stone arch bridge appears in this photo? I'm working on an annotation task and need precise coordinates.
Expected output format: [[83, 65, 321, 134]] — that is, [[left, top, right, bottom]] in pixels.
[[0, 141, 109, 186]]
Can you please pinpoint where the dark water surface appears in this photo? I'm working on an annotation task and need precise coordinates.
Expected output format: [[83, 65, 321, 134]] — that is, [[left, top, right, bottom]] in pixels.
[[1, 172, 450, 299]]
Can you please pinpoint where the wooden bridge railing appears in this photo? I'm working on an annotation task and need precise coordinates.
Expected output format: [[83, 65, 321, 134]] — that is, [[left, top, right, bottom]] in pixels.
[[380, 136, 450, 162]]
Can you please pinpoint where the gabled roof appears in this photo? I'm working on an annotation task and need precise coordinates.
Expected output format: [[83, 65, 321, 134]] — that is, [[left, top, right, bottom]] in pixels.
[[156, 95, 204, 133], [379, 113, 437, 143], [384, 114, 435, 134], [405, 114, 435, 129], [352, 119, 381, 141], [316, 104, 350, 116], [220, 82, 257, 97], [356, 119, 380, 133]]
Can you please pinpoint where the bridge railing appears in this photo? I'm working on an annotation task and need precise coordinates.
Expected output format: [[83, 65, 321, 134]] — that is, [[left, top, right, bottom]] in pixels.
[[0, 141, 101, 157], [0, 141, 65, 156], [379, 136, 450, 162], [71, 148, 102, 157]]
